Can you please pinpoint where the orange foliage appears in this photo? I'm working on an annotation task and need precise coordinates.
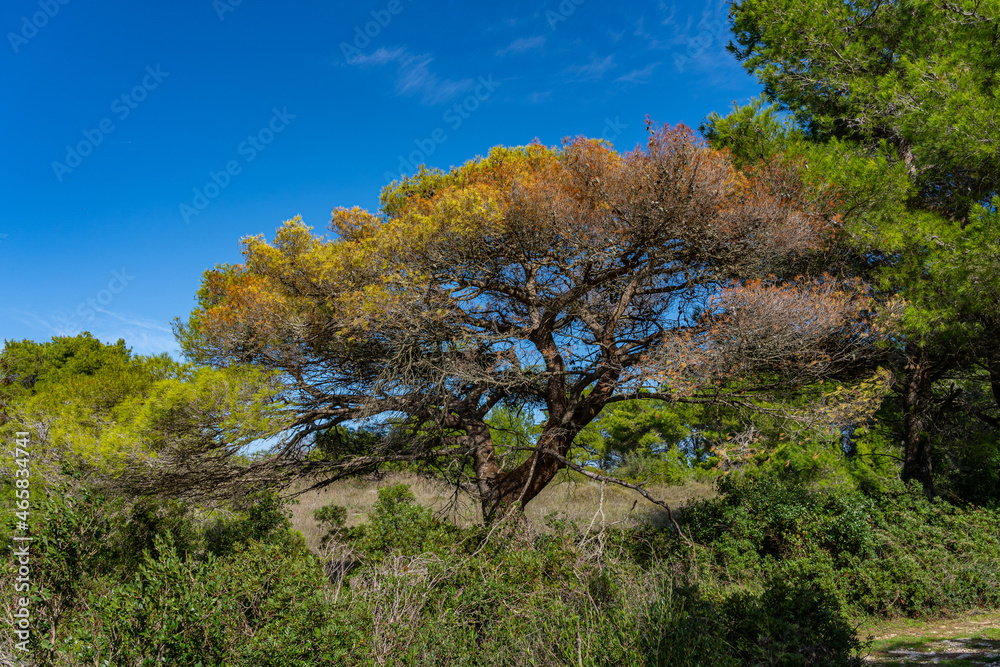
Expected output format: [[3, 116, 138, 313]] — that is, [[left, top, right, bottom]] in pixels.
[[177, 122, 874, 514]]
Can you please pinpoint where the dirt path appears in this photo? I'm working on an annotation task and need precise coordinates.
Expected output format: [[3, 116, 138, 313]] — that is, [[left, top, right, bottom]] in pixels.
[[862, 611, 1000, 665]]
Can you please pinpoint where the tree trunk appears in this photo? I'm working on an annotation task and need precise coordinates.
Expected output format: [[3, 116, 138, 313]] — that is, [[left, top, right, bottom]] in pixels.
[[901, 344, 935, 495], [467, 422, 501, 512], [475, 428, 573, 522]]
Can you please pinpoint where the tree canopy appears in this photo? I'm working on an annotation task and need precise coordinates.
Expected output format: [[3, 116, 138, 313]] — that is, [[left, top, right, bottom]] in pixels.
[[178, 124, 885, 518], [719, 0, 1000, 496], [0, 334, 288, 494]]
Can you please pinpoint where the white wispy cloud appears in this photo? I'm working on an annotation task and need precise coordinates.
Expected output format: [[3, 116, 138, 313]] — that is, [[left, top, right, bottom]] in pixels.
[[634, 16, 648, 38], [496, 35, 546, 56], [351, 47, 474, 104], [659, 5, 679, 28], [350, 46, 407, 66], [564, 55, 616, 81], [615, 62, 661, 84]]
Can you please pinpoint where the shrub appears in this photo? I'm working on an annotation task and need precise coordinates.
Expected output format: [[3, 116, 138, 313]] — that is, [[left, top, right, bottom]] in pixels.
[[202, 490, 296, 557], [313, 502, 348, 547], [347, 484, 468, 559], [682, 471, 1000, 616], [28, 475, 991, 666], [721, 577, 865, 666], [58, 534, 354, 666], [635, 584, 741, 667]]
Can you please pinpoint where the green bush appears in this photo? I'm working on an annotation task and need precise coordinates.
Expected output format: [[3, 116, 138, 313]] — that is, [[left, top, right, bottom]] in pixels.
[[634, 584, 740, 667], [120, 496, 202, 566], [58, 534, 354, 666], [721, 577, 865, 666], [202, 491, 296, 557], [347, 484, 468, 559], [682, 472, 1000, 616], [22, 486, 118, 661], [313, 502, 348, 547]]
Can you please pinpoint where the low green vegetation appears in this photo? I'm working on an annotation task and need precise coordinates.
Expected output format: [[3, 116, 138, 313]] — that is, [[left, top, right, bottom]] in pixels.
[[4, 451, 998, 665], [0, 479, 843, 665], [683, 475, 1000, 617]]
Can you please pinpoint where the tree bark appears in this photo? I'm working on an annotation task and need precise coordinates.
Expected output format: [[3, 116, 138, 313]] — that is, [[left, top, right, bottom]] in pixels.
[[467, 422, 501, 512], [900, 344, 935, 495], [475, 427, 575, 522]]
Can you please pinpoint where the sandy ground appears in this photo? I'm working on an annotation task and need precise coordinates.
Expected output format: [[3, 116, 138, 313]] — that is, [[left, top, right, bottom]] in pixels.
[[862, 611, 1000, 665]]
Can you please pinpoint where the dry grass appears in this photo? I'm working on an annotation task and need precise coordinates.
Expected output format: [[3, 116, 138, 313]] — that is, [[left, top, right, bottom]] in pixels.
[[286, 471, 717, 553]]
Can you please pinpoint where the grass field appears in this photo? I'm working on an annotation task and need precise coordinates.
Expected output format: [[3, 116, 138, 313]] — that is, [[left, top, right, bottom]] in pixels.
[[285, 470, 717, 551]]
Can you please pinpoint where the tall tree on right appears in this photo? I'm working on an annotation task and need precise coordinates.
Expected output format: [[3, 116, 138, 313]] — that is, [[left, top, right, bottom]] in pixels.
[[717, 0, 1000, 497]]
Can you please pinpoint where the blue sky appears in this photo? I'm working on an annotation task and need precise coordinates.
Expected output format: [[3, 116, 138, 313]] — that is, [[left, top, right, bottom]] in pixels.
[[0, 0, 760, 357]]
